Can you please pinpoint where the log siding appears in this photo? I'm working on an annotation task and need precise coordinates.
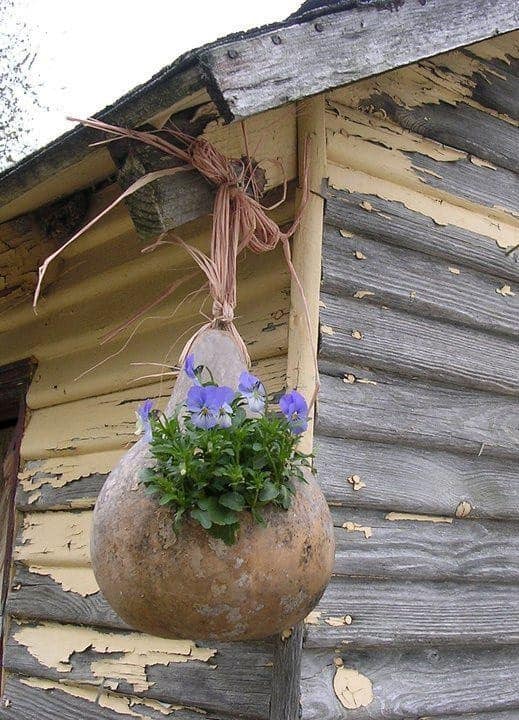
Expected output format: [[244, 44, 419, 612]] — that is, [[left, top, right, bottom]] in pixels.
[[304, 31, 519, 720]]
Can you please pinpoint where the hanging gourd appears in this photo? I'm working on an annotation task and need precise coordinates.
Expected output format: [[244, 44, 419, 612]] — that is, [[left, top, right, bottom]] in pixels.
[[34, 118, 335, 641]]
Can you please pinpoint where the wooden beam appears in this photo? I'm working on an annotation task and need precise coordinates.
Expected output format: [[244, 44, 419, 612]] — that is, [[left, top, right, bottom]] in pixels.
[[202, 0, 519, 120], [270, 97, 326, 720]]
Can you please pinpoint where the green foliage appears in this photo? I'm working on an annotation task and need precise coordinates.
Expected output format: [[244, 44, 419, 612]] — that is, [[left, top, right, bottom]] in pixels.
[[141, 410, 313, 545]]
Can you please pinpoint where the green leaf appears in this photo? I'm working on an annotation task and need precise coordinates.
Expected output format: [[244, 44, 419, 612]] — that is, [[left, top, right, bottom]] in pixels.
[[259, 481, 279, 503], [219, 492, 245, 511], [190, 508, 212, 529], [209, 523, 239, 545]]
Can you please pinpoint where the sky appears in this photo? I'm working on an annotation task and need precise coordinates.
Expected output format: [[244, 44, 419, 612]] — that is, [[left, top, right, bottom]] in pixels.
[[14, 0, 302, 157]]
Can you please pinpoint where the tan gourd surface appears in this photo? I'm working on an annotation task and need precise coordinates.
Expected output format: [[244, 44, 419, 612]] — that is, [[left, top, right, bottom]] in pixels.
[[91, 330, 335, 640]]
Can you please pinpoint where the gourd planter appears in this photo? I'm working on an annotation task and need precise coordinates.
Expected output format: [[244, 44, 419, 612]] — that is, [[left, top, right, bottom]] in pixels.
[[91, 330, 335, 641]]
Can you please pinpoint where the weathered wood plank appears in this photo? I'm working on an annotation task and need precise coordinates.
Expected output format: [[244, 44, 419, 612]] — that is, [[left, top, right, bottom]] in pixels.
[[319, 292, 519, 396], [324, 186, 519, 283], [305, 575, 519, 648], [269, 625, 303, 720], [325, 101, 519, 218], [7, 565, 128, 631], [5, 620, 273, 719], [329, 507, 519, 583], [0, 672, 221, 720], [203, 0, 519, 120], [301, 645, 519, 719], [316, 367, 519, 460], [322, 225, 519, 338], [315, 435, 519, 520], [362, 94, 519, 173]]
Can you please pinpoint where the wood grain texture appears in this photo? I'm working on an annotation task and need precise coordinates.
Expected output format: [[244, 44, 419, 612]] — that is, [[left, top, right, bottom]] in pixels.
[[329, 507, 519, 583], [324, 186, 519, 283], [319, 291, 519, 396], [316, 367, 519, 460], [202, 0, 519, 120], [301, 645, 519, 719], [315, 435, 519, 520], [0, 673, 222, 720], [15, 472, 107, 512], [322, 225, 519, 338], [6, 565, 128, 631], [269, 625, 303, 720], [305, 575, 519, 647], [362, 94, 519, 173], [5, 620, 273, 719]]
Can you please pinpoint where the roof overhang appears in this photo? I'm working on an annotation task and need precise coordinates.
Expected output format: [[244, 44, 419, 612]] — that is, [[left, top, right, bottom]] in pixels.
[[1, 0, 517, 222]]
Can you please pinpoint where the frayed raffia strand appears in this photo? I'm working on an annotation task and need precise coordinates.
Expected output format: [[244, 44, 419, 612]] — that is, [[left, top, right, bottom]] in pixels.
[[34, 117, 319, 407]]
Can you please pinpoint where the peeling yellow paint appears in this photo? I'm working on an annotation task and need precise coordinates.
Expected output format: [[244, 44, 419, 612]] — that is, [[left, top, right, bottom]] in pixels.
[[496, 283, 516, 297], [347, 475, 366, 491], [328, 163, 519, 250], [342, 522, 372, 539], [19, 677, 187, 717], [354, 250, 366, 260], [353, 290, 375, 299], [15, 510, 99, 596], [343, 373, 356, 384], [385, 512, 453, 524], [448, 267, 461, 275], [325, 615, 352, 627], [15, 622, 216, 693], [351, 330, 363, 340], [455, 501, 472, 518], [305, 610, 322, 625], [333, 666, 373, 709], [18, 448, 124, 492], [321, 324, 335, 335], [339, 229, 354, 238]]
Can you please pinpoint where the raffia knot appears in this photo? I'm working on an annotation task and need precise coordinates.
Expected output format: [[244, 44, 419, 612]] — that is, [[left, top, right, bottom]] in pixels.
[[212, 299, 234, 325]]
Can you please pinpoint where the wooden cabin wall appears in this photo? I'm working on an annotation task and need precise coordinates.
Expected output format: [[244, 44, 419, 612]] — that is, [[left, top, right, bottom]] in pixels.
[[0, 104, 298, 720], [304, 32, 519, 719]]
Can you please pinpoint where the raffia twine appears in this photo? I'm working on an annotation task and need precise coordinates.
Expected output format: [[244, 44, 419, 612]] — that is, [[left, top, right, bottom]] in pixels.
[[33, 118, 319, 407]]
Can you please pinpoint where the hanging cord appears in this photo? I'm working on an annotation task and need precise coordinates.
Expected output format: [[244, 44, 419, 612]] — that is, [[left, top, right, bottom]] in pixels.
[[33, 118, 319, 408]]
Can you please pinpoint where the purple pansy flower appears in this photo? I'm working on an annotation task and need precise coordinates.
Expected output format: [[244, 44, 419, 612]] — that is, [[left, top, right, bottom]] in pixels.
[[279, 390, 308, 435], [184, 353, 201, 385], [186, 385, 218, 429], [135, 399, 154, 440], [238, 370, 266, 414], [186, 385, 235, 429], [211, 386, 235, 428]]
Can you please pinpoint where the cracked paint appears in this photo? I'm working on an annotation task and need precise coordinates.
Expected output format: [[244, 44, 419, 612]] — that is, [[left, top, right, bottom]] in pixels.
[[18, 677, 196, 718], [15, 622, 217, 693], [14, 510, 99, 595], [333, 665, 373, 709], [385, 512, 453, 524], [342, 522, 372, 539]]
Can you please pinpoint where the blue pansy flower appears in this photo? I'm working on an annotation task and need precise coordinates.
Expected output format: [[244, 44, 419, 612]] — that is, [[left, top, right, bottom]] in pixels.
[[184, 353, 201, 384], [135, 399, 154, 440], [279, 390, 308, 435], [186, 385, 218, 429], [211, 386, 235, 428], [238, 370, 266, 414]]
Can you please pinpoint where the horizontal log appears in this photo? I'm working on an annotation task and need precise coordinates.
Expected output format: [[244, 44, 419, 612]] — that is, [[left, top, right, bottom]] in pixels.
[[363, 94, 519, 174], [0, 673, 221, 720], [7, 565, 128, 631], [203, 0, 518, 120], [324, 186, 519, 283], [305, 575, 519, 648], [325, 102, 519, 219], [322, 225, 519, 338], [316, 367, 519, 460], [301, 645, 519, 719], [319, 292, 519, 396], [5, 619, 272, 719], [329, 507, 519, 583], [315, 435, 519, 519]]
